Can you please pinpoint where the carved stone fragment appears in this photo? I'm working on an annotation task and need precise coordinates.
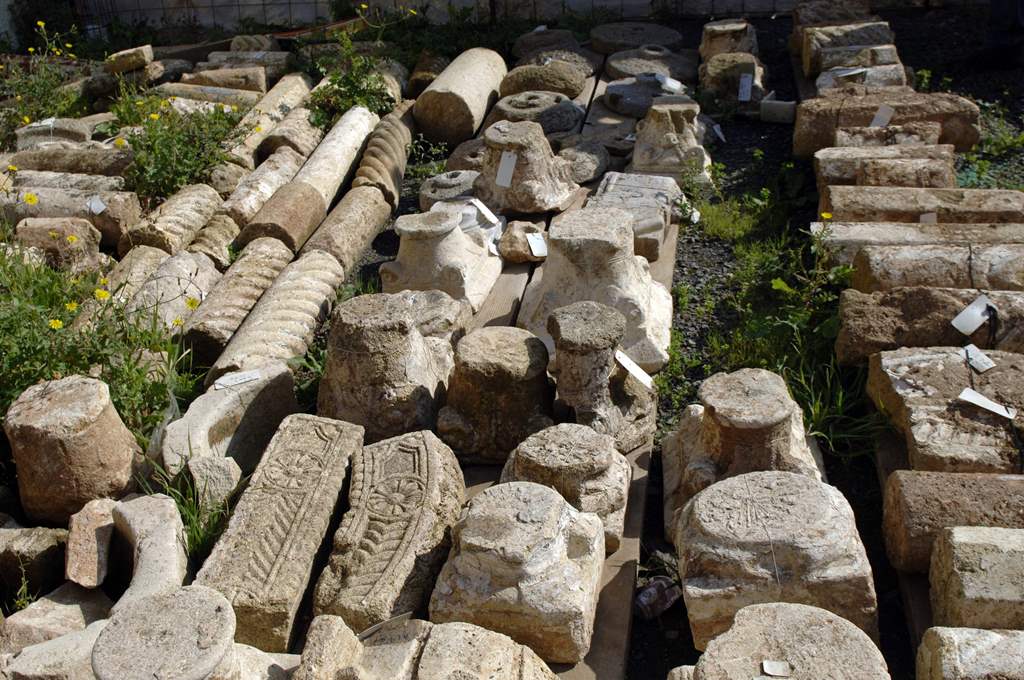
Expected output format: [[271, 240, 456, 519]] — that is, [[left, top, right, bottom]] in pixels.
[[352, 99, 415, 210], [118, 183, 222, 255], [413, 48, 506, 144], [699, 19, 758, 60], [225, 72, 315, 169], [188, 213, 241, 271], [111, 494, 187, 613], [628, 100, 711, 187], [585, 171, 681, 262], [485, 91, 583, 135], [65, 498, 116, 588], [419, 170, 478, 211], [124, 250, 221, 332], [221, 147, 304, 227], [917, 627, 1024, 680], [301, 186, 392, 272]]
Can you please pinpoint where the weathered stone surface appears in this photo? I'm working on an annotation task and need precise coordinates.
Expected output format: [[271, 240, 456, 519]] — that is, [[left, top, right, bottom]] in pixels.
[[15, 118, 91, 151], [699, 52, 766, 107], [352, 100, 415, 210], [519, 206, 672, 372], [607, 45, 698, 84], [590, 22, 683, 54], [437, 327, 553, 463], [8, 169, 125, 192], [187, 455, 242, 514], [517, 47, 602, 78], [854, 157, 957, 187], [9, 146, 132, 176], [603, 74, 668, 118], [318, 290, 468, 442], [917, 627, 1024, 680], [446, 138, 487, 172], [65, 498, 116, 588], [187, 213, 240, 271], [548, 301, 656, 453], [500, 62, 585, 99], [586, 171, 682, 261], [868, 347, 1024, 473], [93, 585, 235, 680], [155, 81, 261, 107], [414, 48, 507, 145], [4, 376, 137, 525], [222, 147, 304, 227], [628, 100, 711, 187], [501, 424, 630, 554], [883, 470, 1024, 573], [209, 161, 249, 197], [0, 186, 141, 249], [802, 22, 895, 76], [301, 185, 392, 272], [204, 50, 295, 82], [837, 288, 1024, 365], [852, 244, 1024, 292], [196, 415, 363, 652], [238, 180, 327, 252], [416, 621, 558, 680], [0, 582, 110, 654], [111, 494, 187, 613], [380, 210, 501, 312], [314, 430, 464, 630], [5, 619, 106, 679], [559, 140, 609, 183], [700, 19, 758, 60], [816, 63, 908, 91], [512, 29, 578, 59], [691, 603, 889, 680], [822, 186, 1024, 224], [182, 66, 268, 92], [676, 471, 877, 649], [292, 614, 362, 679], [794, 87, 980, 157], [430, 482, 604, 664], [227, 72, 316, 170], [118, 183, 221, 255], [183, 237, 293, 365], [663, 369, 824, 541], [257, 105, 324, 160], [486, 91, 583, 135], [14, 217, 107, 274], [208, 250, 344, 383], [104, 44, 153, 74], [930, 526, 1024, 629], [498, 220, 545, 263], [0, 523, 66, 598], [835, 121, 943, 147], [409, 50, 450, 97], [297, 105, 379, 206], [162, 361, 298, 475], [231, 34, 280, 52], [668, 667, 696, 680], [419, 170, 478, 211], [124, 250, 221, 331], [810, 220, 1024, 265]]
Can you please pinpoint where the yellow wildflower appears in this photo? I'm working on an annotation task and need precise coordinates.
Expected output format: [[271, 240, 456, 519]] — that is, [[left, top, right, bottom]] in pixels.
[[22, 116, 29, 124], [820, 212, 833, 220], [48, 230, 58, 239], [66, 234, 78, 244], [172, 316, 183, 327], [99, 276, 109, 286], [185, 296, 200, 310], [135, 100, 144, 106], [23, 192, 38, 206], [0, 64, 4, 71], [149, 113, 160, 121], [15, 95, 21, 101], [231, 105, 238, 112], [409, 8, 417, 14], [94, 288, 110, 301], [360, 2, 368, 7], [160, 99, 169, 108], [65, 302, 78, 312], [6, 164, 17, 172], [254, 125, 262, 132], [36, 20, 44, 28], [53, 49, 61, 56], [68, 53, 76, 59], [65, 43, 72, 48], [48, 319, 63, 330], [27, 47, 34, 53], [114, 138, 127, 148]]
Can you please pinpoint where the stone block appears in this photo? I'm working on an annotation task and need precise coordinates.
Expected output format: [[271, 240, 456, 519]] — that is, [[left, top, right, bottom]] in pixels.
[[0, 523, 66, 599], [813, 144, 955, 187], [8, 169, 125, 192], [414, 48, 507, 144], [9, 146, 132, 176], [821, 186, 1024, 224], [181, 66, 268, 92], [917, 627, 1024, 680], [802, 22, 895, 76], [104, 44, 154, 74], [855, 157, 957, 187], [0, 582, 111, 654], [154, 81, 261, 107], [835, 121, 943, 147], [15, 118, 91, 151], [14, 217, 107, 274], [0, 186, 141, 249], [65, 498, 117, 588], [4, 619, 106, 679]]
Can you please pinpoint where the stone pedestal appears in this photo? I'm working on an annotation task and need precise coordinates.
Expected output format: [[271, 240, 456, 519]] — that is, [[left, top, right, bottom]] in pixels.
[[414, 48, 506, 144], [111, 494, 187, 613], [486, 91, 583, 135], [628, 101, 711, 187], [699, 19, 758, 60]]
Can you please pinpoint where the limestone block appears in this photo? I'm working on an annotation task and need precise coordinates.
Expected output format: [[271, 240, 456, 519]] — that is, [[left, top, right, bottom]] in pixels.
[[835, 122, 943, 147], [548, 301, 656, 453], [14, 217, 107, 274], [794, 87, 980, 157], [380, 211, 502, 312], [238, 180, 327, 252], [558, 138, 610, 183], [209, 161, 249, 197], [429, 482, 604, 664], [416, 621, 558, 680], [162, 361, 298, 475], [111, 494, 187, 613], [292, 614, 362, 679], [917, 627, 1024, 680], [603, 74, 669, 118], [854, 157, 956, 187], [802, 22, 894, 76], [837, 288, 1024, 365], [301, 186, 392, 273], [409, 50, 450, 97], [699, 19, 758, 60], [3, 375, 138, 525], [512, 29, 578, 59], [104, 44, 153, 74], [314, 430, 465, 630], [231, 35, 280, 52], [9, 146, 132, 176], [669, 667, 696, 680], [446, 138, 487, 172], [154, 81, 261, 107], [318, 290, 469, 442], [124, 251, 221, 332], [662, 369, 824, 541], [607, 45, 699, 84], [0, 186, 141, 249], [187, 213, 241, 271], [474, 120, 579, 214], [419, 170, 478, 211], [676, 471, 877, 649], [183, 237, 293, 365], [816, 63, 908, 91], [118, 183, 222, 255], [182, 66, 268, 92], [699, 52, 766, 107], [628, 101, 711, 188], [0, 582, 111, 654], [0, 524, 66, 598], [65, 498, 116, 588], [485, 91, 584, 135], [499, 220, 545, 263], [517, 47, 602, 79], [414, 47, 507, 145], [352, 100, 415, 210], [437, 327, 554, 463], [257, 105, 324, 160], [4, 619, 106, 679], [295, 105, 379, 207], [187, 456, 242, 514], [222, 147, 304, 227], [590, 22, 683, 54], [882, 470, 1024, 573], [15, 118, 91, 151], [822, 186, 1024, 224], [501, 424, 630, 553], [226, 72, 316, 170], [196, 415, 363, 652], [500, 62, 585, 99], [691, 603, 890, 680], [93, 585, 235, 680], [930, 526, 1024, 629], [586, 172, 681, 261], [518, 206, 672, 372], [8, 169, 125, 192], [853, 244, 1024, 292], [205, 50, 296, 82]]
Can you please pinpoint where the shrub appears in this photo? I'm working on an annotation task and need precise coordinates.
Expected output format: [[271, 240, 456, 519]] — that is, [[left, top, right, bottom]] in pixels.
[[307, 30, 396, 129]]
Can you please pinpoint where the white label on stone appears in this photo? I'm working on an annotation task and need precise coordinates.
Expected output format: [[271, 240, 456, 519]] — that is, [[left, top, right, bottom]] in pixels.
[[959, 344, 996, 374], [919, 212, 938, 223], [952, 294, 994, 335], [533, 24, 547, 32], [959, 387, 1018, 419], [690, 208, 701, 224], [30, 117, 56, 129], [869, 104, 895, 127], [496, 151, 517, 188], [762, 660, 793, 677], [214, 369, 262, 390], [469, 198, 499, 226], [615, 350, 654, 390], [737, 73, 754, 102], [713, 124, 726, 143], [86, 195, 107, 215], [487, 240, 499, 256], [624, 133, 637, 142], [526, 232, 548, 257], [832, 66, 868, 77], [655, 73, 683, 93], [542, 56, 554, 65]]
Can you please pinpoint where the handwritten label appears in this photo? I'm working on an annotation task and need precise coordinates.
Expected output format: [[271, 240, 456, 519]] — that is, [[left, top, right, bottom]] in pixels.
[[526, 232, 547, 258], [951, 294, 994, 335], [86, 195, 107, 215], [712, 124, 726, 143], [959, 387, 1018, 419], [959, 344, 996, 374], [214, 369, 262, 390], [615, 350, 654, 390], [869, 104, 895, 127], [469, 198, 499, 226], [496, 151, 517, 188], [737, 73, 753, 102], [919, 212, 938, 223]]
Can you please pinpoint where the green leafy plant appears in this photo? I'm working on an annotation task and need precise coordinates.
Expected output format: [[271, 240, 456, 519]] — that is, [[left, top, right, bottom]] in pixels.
[[405, 133, 449, 181], [958, 99, 1024, 189], [6, 560, 37, 614], [308, 30, 396, 129]]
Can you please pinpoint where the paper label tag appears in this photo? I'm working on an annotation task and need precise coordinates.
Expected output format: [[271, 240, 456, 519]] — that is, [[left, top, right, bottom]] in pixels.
[[762, 660, 792, 677], [919, 212, 938, 223], [496, 151, 517, 188], [737, 73, 753, 102], [487, 240, 499, 256], [690, 208, 701, 224], [615, 350, 654, 390], [86, 195, 107, 215], [958, 387, 1017, 419], [655, 73, 683, 93], [526, 232, 547, 257], [951, 294, 994, 335], [712, 124, 726, 143], [533, 24, 547, 32], [541, 56, 554, 65], [469, 198, 499, 226], [869, 104, 895, 127], [832, 66, 868, 77], [959, 344, 996, 373], [214, 369, 262, 390], [624, 133, 637, 142]]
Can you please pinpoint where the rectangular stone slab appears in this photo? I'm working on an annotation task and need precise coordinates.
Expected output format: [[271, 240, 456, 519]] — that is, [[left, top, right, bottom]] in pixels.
[[821, 186, 1024, 224], [851, 244, 1024, 292], [814, 145, 955, 188], [854, 157, 957, 188], [810, 220, 1024, 265], [196, 414, 363, 652], [802, 22, 894, 76], [917, 627, 1024, 680]]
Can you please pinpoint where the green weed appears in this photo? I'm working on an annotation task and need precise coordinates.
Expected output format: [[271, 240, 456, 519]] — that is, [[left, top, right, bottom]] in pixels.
[[405, 133, 449, 181], [308, 30, 396, 129]]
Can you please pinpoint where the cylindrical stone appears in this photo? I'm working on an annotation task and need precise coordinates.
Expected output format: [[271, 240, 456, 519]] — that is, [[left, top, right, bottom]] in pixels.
[[154, 82, 261, 107], [226, 72, 315, 170], [419, 170, 479, 211], [236, 180, 327, 252], [181, 66, 268, 92], [301, 185, 392, 273], [256, 106, 324, 160], [9, 169, 125, 192], [293, 105, 379, 207], [9, 147, 133, 177], [352, 100, 415, 210], [0, 187, 141, 249], [187, 213, 241, 271], [413, 47, 507, 145], [409, 51, 450, 97], [124, 251, 222, 332], [221, 146, 304, 227], [117, 183, 222, 256]]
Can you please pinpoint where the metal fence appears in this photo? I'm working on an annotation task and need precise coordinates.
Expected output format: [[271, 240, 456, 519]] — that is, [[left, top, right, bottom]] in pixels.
[[72, 0, 332, 35]]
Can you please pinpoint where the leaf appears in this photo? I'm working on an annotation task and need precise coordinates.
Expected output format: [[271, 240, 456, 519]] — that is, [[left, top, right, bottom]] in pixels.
[[770, 278, 796, 295]]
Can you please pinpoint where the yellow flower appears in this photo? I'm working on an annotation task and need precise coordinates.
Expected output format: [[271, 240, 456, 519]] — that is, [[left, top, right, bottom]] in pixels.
[[68, 53, 76, 59], [409, 8, 417, 14], [93, 288, 110, 301], [65, 43, 72, 48], [135, 100, 144, 106], [172, 316, 183, 327], [48, 230, 58, 239], [27, 47, 34, 53], [15, 95, 21, 101], [99, 276, 109, 286], [65, 302, 78, 312], [231, 105, 238, 112], [185, 296, 200, 310], [22, 116, 29, 124], [820, 211, 833, 220], [149, 113, 160, 121], [160, 99, 169, 108], [66, 234, 78, 244], [36, 20, 44, 28], [0, 64, 5, 71], [48, 319, 63, 330], [6, 164, 17, 172], [360, 2, 368, 7], [23, 192, 38, 206], [53, 49, 61, 56], [254, 125, 262, 132], [114, 138, 127, 148]]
